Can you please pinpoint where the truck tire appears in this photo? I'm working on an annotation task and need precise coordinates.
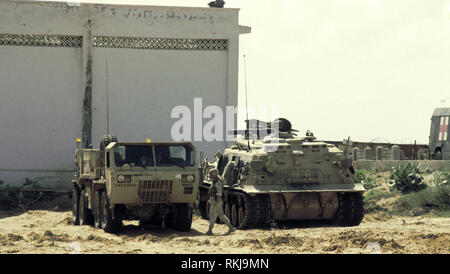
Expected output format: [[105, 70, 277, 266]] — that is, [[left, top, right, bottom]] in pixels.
[[100, 190, 121, 233], [199, 201, 208, 220], [167, 206, 177, 229], [79, 189, 94, 226], [72, 184, 80, 225], [174, 204, 192, 232], [93, 190, 103, 229]]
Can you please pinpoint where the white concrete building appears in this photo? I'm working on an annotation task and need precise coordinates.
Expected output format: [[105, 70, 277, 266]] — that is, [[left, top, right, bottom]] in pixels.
[[0, 0, 249, 189]]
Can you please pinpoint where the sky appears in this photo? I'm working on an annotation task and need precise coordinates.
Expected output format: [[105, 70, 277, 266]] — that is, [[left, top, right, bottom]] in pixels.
[[50, 0, 450, 144]]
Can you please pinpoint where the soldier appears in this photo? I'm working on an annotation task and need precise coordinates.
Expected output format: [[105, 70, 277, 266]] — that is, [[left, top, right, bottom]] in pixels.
[[205, 168, 235, 235]]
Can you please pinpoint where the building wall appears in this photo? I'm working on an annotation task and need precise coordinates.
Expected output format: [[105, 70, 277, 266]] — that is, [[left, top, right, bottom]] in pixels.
[[0, 1, 241, 189], [354, 160, 450, 172], [327, 140, 428, 160]]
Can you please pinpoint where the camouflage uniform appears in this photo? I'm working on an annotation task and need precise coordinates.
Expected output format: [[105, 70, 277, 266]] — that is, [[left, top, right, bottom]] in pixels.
[[206, 169, 235, 235]]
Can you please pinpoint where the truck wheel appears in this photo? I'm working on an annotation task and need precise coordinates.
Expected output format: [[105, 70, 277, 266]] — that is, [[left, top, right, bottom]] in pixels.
[[79, 189, 94, 226], [101, 191, 121, 233], [174, 204, 192, 232], [93, 190, 103, 229], [199, 201, 208, 220], [72, 184, 80, 225], [167, 205, 179, 229]]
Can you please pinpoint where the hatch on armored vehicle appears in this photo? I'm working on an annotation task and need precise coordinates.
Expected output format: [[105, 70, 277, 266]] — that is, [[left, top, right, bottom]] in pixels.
[[198, 118, 365, 229], [72, 135, 199, 233]]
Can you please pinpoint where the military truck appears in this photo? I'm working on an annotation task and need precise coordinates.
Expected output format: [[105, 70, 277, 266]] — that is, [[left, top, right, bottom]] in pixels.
[[72, 135, 199, 233], [198, 118, 365, 229], [429, 107, 450, 160]]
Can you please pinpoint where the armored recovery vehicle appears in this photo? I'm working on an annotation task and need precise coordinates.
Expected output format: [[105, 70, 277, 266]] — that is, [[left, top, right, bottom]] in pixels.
[[72, 135, 199, 233], [198, 118, 365, 229]]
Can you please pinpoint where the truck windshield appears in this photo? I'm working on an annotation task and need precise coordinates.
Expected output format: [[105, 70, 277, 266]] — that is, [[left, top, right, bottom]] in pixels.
[[155, 145, 194, 167], [113, 145, 154, 167]]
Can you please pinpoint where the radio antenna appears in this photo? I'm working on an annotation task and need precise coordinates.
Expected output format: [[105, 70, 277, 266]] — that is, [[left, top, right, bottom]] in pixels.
[[106, 58, 110, 135], [243, 54, 250, 150]]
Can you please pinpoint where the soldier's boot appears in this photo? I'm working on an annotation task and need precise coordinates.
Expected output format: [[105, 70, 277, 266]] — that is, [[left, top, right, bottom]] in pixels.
[[225, 219, 235, 235], [205, 222, 214, 235], [225, 226, 235, 235]]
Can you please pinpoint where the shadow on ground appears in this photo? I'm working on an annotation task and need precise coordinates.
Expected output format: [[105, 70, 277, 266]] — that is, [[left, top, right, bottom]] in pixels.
[[0, 190, 71, 219], [117, 223, 204, 239]]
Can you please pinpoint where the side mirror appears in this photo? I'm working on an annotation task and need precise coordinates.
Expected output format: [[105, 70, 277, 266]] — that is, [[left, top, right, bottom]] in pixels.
[[198, 151, 204, 168]]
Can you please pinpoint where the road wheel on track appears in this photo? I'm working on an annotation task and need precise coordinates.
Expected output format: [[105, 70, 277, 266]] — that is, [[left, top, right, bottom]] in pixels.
[[224, 202, 231, 220], [100, 190, 122, 233], [79, 189, 94, 226], [350, 193, 364, 226], [238, 206, 245, 227], [333, 192, 364, 226], [342, 193, 353, 226], [93, 190, 103, 228], [236, 195, 258, 230], [231, 203, 239, 227], [72, 184, 80, 225]]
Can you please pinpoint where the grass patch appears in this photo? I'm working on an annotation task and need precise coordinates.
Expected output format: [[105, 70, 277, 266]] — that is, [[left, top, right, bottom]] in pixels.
[[364, 189, 398, 202], [360, 169, 450, 217], [393, 184, 450, 216], [355, 170, 380, 189], [363, 188, 400, 213]]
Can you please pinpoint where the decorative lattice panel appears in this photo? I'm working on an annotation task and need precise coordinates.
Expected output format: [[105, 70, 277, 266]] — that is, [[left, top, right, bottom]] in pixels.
[[0, 34, 82, 48], [93, 36, 228, 51]]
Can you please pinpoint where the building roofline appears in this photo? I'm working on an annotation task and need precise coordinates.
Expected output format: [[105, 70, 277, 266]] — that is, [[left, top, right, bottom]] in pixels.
[[7, 0, 241, 11], [432, 107, 450, 117]]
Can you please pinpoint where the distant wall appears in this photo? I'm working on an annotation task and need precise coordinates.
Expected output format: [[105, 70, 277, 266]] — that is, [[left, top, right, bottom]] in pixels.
[[354, 160, 450, 172], [327, 140, 428, 160], [0, 1, 241, 190]]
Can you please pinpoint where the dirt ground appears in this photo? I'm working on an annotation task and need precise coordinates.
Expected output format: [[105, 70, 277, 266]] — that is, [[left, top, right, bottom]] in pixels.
[[0, 209, 448, 254]]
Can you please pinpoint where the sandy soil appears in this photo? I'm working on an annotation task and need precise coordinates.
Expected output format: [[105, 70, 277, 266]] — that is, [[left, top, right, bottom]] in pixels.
[[0, 210, 448, 254]]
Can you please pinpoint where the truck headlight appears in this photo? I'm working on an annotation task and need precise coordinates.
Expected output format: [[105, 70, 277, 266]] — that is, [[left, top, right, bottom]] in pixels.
[[118, 175, 125, 182], [181, 174, 195, 182]]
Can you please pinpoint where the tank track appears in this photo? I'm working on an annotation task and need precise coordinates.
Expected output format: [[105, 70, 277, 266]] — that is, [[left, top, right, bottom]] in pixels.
[[225, 191, 271, 230], [334, 192, 364, 226]]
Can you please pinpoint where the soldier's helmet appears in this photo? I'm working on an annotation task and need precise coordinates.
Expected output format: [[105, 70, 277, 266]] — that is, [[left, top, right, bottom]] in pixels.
[[209, 168, 219, 177]]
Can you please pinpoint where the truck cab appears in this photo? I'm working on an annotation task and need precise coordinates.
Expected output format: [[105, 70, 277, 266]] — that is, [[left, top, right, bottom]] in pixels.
[[73, 137, 200, 233]]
